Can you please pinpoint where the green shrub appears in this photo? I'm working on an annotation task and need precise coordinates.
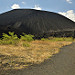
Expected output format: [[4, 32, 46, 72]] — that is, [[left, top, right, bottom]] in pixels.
[[41, 38, 45, 41], [0, 32, 19, 45], [20, 33, 34, 42], [2, 32, 19, 40], [53, 38, 65, 41]]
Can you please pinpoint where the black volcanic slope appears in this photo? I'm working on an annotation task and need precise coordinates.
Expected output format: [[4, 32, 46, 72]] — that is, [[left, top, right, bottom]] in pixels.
[[0, 9, 75, 38]]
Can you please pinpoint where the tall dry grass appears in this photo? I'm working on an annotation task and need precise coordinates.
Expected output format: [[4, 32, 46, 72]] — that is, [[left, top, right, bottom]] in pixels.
[[0, 40, 72, 70]]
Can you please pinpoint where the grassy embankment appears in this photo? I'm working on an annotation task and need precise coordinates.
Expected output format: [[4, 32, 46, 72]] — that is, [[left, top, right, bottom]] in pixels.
[[0, 32, 73, 70]]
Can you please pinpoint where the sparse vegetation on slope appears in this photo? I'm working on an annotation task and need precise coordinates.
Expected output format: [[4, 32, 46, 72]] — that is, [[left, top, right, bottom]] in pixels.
[[0, 32, 73, 71]]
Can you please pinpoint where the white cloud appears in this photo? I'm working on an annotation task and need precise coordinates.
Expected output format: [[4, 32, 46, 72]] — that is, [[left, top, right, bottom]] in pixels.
[[33, 5, 42, 10], [11, 4, 20, 9], [66, 0, 72, 4], [59, 10, 75, 22]]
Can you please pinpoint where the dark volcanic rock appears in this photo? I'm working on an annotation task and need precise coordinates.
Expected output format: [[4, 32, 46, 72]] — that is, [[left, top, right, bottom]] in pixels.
[[0, 9, 75, 38]]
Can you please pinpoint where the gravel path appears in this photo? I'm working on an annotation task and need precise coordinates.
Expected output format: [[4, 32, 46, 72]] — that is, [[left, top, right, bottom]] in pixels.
[[2, 42, 75, 75]]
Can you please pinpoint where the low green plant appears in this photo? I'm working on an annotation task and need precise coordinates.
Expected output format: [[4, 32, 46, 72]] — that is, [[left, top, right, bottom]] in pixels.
[[63, 37, 73, 41], [41, 37, 73, 42], [52, 37, 65, 41], [0, 32, 19, 45], [48, 37, 73, 41], [41, 38, 46, 41], [22, 42, 30, 47], [20, 33, 34, 42], [0, 40, 18, 45], [2, 32, 19, 40]]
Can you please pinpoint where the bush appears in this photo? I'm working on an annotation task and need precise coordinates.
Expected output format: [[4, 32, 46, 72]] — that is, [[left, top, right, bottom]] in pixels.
[[20, 33, 34, 42], [53, 38, 64, 41], [2, 32, 19, 40], [41, 38, 45, 41], [0, 32, 19, 45]]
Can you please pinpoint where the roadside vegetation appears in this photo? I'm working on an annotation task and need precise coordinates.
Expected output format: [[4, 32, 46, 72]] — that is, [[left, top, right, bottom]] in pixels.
[[0, 32, 73, 70]]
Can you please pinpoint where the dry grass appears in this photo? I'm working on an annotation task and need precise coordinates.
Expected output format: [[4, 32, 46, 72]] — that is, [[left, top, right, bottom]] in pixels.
[[0, 40, 72, 70]]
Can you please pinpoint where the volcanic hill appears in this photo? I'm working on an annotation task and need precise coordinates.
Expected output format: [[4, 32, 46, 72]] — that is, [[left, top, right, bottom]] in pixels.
[[0, 9, 75, 38]]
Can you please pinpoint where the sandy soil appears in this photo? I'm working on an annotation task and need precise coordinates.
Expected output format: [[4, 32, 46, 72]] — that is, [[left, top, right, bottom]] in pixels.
[[0, 42, 75, 75]]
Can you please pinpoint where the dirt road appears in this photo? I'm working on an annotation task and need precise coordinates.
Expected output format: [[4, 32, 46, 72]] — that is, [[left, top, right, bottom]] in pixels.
[[1, 42, 75, 75]]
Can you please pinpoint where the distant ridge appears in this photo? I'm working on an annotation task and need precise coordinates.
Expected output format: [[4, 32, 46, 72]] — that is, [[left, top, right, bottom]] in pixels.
[[0, 9, 75, 38]]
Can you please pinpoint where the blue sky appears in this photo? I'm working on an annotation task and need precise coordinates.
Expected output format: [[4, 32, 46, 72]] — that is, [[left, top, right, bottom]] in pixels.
[[0, 0, 75, 22]]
